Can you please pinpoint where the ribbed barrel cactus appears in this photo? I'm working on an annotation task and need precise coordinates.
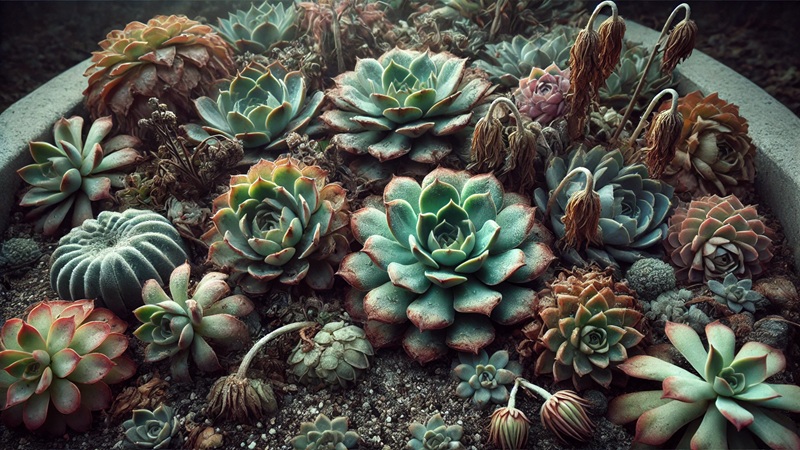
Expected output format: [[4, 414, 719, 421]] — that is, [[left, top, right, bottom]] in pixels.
[[708, 273, 766, 313], [658, 91, 756, 197], [533, 146, 674, 267], [50, 209, 188, 317], [320, 47, 491, 168], [664, 195, 773, 282], [83, 15, 235, 136], [288, 322, 374, 388], [202, 158, 350, 294], [17, 116, 141, 235], [514, 64, 570, 125], [291, 414, 359, 450], [133, 263, 254, 382], [189, 61, 324, 150], [340, 168, 556, 363], [215, 1, 297, 54], [122, 405, 178, 449], [0, 300, 136, 433]]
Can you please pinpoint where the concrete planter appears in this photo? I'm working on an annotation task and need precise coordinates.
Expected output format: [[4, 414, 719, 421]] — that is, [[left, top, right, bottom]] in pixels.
[[1, 21, 798, 265]]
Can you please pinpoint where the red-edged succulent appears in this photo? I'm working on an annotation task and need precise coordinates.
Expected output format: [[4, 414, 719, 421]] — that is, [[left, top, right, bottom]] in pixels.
[[0, 300, 136, 433], [664, 194, 773, 283]]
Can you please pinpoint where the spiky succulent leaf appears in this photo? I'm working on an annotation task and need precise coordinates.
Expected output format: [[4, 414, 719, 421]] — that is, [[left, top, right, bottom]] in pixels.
[[452, 349, 521, 409], [215, 1, 297, 54], [406, 412, 465, 450]]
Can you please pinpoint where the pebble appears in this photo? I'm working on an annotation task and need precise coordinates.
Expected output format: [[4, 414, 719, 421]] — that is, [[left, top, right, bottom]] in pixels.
[[269, 429, 276, 435], [248, 442, 256, 449], [256, 422, 263, 428]]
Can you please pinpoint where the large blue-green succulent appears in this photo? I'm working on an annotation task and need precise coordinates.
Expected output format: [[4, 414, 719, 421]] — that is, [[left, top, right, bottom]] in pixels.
[[215, 1, 297, 54]]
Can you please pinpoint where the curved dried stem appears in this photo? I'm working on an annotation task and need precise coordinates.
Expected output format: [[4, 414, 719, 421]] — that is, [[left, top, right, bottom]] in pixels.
[[629, 88, 679, 145], [236, 321, 315, 378]]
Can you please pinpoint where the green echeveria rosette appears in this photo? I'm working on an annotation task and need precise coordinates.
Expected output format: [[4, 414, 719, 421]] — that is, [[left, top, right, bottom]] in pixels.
[[288, 321, 374, 389], [320, 47, 492, 174], [291, 414, 359, 450], [202, 158, 350, 294], [340, 168, 556, 364], [188, 61, 324, 151], [453, 349, 521, 409], [609, 322, 800, 449], [534, 146, 674, 268], [407, 413, 465, 450], [122, 405, 178, 449], [215, 1, 297, 54], [133, 263, 254, 382], [708, 273, 765, 314]]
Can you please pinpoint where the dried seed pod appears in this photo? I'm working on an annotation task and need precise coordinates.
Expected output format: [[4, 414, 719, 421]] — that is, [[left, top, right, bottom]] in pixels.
[[661, 18, 698, 73], [644, 109, 683, 178]]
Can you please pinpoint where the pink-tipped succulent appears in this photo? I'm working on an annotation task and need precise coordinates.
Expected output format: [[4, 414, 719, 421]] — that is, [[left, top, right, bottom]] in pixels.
[[17, 116, 141, 235], [609, 321, 800, 449], [0, 300, 136, 433], [664, 194, 773, 283], [133, 263, 254, 382], [514, 63, 571, 125]]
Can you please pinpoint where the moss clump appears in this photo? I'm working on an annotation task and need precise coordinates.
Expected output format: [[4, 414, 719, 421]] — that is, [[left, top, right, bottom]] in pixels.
[[625, 258, 676, 301]]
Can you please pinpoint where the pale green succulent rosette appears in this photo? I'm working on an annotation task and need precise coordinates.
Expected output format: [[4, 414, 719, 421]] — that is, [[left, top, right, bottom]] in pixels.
[[600, 40, 675, 111], [291, 414, 359, 450], [407, 413, 465, 450], [340, 168, 556, 364], [189, 61, 324, 151], [609, 322, 800, 449], [453, 349, 522, 409], [215, 1, 297, 54], [122, 405, 178, 450]]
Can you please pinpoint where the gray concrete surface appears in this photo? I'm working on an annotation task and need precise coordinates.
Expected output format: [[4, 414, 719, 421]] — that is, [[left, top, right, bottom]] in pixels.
[[0, 59, 90, 232]]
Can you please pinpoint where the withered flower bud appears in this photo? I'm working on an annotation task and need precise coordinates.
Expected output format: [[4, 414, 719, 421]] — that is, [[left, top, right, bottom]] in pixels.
[[489, 406, 531, 450], [597, 14, 626, 80], [661, 18, 697, 73], [566, 28, 600, 139], [645, 109, 684, 178], [206, 375, 277, 424], [540, 390, 595, 444], [562, 187, 601, 250], [469, 114, 506, 173]]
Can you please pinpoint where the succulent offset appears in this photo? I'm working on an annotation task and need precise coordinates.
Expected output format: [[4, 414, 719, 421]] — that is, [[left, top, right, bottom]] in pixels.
[[83, 15, 235, 136], [215, 1, 298, 54], [0, 238, 42, 274], [534, 146, 674, 267], [514, 63, 570, 125], [291, 414, 359, 450], [189, 61, 324, 150], [407, 413, 465, 450], [659, 91, 756, 197], [609, 322, 800, 449], [17, 116, 141, 235], [341, 168, 556, 363], [133, 263, 254, 382], [122, 405, 178, 449], [664, 194, 773, 282], [288, 322, 374, 388], [0, 300, 136, 433], [453, 349, 521, 409], [708, 273, 766, 313], [624, 258, 677, 301], [534, 269, 645, 390], [202, 158, 350, 294], [320, 47, 491, 170], [50, 209, 188, 317], [599, 40, 674, 111]]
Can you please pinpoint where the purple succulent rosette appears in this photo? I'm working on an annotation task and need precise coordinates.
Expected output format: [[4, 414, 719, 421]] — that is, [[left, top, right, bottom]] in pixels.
[[515, 63, 571, 125]]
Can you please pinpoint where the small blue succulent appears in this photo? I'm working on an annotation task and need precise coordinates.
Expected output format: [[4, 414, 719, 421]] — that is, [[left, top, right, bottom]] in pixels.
[[452, 350, 521, 409], [708, 273, 765, 313]]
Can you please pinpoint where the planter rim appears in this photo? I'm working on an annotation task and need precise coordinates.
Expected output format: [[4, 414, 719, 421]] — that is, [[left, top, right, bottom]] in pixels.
[[0, 20, 798, 267]]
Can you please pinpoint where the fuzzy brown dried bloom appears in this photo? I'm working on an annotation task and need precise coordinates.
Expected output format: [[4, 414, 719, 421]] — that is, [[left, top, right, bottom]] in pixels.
[[597, 15, 626, 79], [644, 109, 683, 178], [502, 124, 540, 193], [185, 426, 224, 450], [562, 188, 601, 250], [206, 375, 278, 424], [661, 18, 697, 73], [540, 390, 595, 444], [469, 114, 506, 173], [108, 375, 169, 423]]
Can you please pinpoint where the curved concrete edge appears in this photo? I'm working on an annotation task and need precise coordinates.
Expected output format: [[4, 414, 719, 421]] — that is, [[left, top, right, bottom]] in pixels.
[[0, 59, 91, 231], [624, 20, 800, 268]]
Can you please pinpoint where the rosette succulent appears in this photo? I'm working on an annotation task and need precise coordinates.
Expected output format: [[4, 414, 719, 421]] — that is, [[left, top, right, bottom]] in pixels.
[[83, 15, 235, 136], [340, 168, 556, 363], [514, 63, 570, 125], [215, 1, 298, 54], [407, 413, 465, 450], [609, 322, 800, 449], [288, 322, 374, 388], [291, 414, 359, 450], [202, 158, 350, 294], [474, 27, 576, 86], [534, 146, 674, 267], [189, 61, 324, 150], [534, 278, 645, 390], [599, 41, 674, 111], [50, 209, 188, 317], [453, 349, 521, 409], [664, 194, 773, 282], [708, 273, 766, 313], [133, 263, 254, 382], [122, 405, 178, 449], [658, 91, 756, 196], [17, 116, 141, 235], [320, 47, 491, 169], [0, 300, 136, 433]]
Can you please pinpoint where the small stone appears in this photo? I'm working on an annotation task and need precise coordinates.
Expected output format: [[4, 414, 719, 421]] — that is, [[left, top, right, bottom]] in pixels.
[[256, 422, 263, 428], [385, 416, 391, 423], [748, 316, 790, 351], [247, 442, 256, 449]]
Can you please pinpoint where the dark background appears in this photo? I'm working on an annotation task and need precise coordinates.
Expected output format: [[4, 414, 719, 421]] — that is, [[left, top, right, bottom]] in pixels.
[[1, 0, 798, 115]]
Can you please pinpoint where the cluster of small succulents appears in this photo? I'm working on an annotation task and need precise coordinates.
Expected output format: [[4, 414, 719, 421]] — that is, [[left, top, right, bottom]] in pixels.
[[624, 257, 677, 301], [288, 322, 374, 388], [643, 289, 711, 333], [406, 413, 465, 450], [215, 0, 298, 54], [0, 237, 42, 273]]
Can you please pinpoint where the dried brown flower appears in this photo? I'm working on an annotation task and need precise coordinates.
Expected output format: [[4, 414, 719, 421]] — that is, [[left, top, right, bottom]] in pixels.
[[644, 109, 684, 178], [597, 15, 626, 80], [540, 390, 595, 444], [661, 18, 697, 73], [206, 375, 277, 424], [185, 425, 224, 450], [469, 114, 506, 173]]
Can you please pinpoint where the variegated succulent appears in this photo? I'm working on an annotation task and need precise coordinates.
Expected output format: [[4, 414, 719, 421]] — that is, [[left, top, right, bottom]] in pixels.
[[202, 158, 350, 294], [17, 116, 141, 235], [0, 300, 136, 433], [292, 414, 359, 449], [133, 263, 254, 382], [340, 168, 556, 363], [664, 195, 773, 282], [215, 1, 298, 54]]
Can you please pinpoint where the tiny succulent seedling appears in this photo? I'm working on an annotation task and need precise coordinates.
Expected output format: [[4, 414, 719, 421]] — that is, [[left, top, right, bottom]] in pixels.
[[406, 413, 465, 450], [708, 273, 765, 313], [134, 263, 254, 382], [122, 404, 178, 449], [453, 349, 521, 409], [291, 414, 359, 449], [288, 322, 374, 388]]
